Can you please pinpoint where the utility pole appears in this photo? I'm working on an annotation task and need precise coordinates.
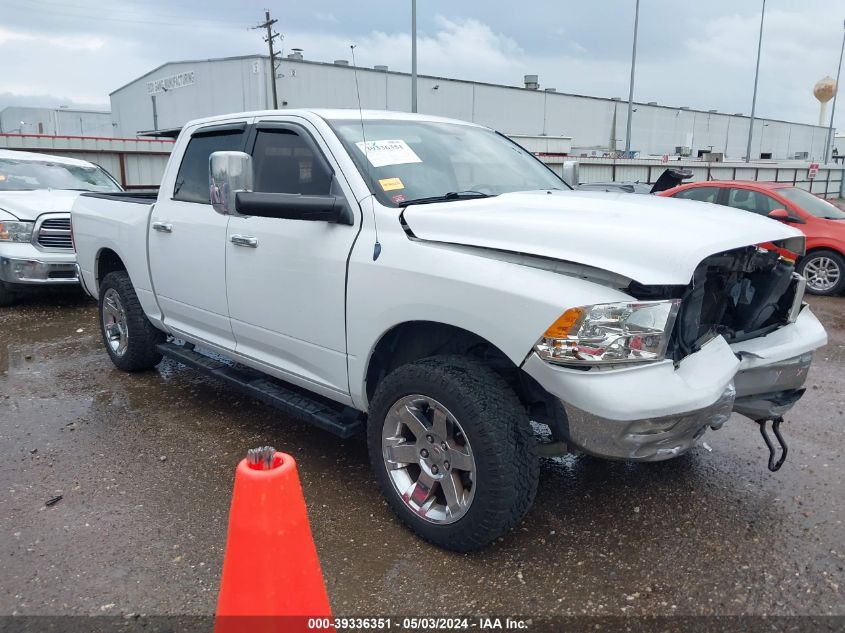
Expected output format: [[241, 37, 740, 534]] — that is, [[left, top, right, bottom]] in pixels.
[[745, 0, 766, 163], [411, 0, 418, 113], [824, 19, 845, 163], [624, 0, 640, 154], [254, 10, 282, 109]]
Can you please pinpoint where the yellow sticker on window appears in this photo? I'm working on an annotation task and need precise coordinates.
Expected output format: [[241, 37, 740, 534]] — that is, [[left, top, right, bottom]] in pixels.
[[379, 177, 404, 191]]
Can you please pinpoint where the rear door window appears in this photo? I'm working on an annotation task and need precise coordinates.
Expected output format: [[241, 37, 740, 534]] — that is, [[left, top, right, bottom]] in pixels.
[[726, 188, 781, 216], [173, 126, 245, 203], [673, 186, 720, 203]]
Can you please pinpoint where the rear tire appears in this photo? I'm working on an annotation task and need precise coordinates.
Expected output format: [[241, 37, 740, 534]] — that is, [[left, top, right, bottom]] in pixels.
[[98, 271, 165, 371], [797, 249, 845, 296], [368, 355, 539, 551]]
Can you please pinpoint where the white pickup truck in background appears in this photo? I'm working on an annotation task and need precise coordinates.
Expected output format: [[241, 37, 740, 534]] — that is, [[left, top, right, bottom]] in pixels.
[[0, 149, 122, 306], [71, 109, 827, 550]]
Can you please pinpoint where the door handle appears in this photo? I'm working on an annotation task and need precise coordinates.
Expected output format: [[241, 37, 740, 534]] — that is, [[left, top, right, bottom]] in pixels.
[[152, 221, 173, 233], [230, 234, 258, 248]]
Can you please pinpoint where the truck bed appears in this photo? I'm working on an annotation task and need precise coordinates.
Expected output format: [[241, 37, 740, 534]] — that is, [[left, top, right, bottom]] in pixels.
[[72, 191, 156, 312]]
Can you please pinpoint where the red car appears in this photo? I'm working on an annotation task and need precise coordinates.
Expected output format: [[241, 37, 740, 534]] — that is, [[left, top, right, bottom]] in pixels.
[[659, 180, 845, 296]]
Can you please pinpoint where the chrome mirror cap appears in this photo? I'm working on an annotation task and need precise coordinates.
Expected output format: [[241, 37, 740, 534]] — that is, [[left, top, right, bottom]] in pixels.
[[209, 151, 253, 216]]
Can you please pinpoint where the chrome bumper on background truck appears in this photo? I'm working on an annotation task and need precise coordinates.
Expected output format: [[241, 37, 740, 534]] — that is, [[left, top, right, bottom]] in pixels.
[[522, 306, 827, 470], [0, 255, 78, 285]]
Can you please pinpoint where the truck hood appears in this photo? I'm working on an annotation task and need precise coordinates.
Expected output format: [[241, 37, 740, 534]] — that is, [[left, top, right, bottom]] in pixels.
[[0, 190, 83, 220], [402, 190, 804, 285]]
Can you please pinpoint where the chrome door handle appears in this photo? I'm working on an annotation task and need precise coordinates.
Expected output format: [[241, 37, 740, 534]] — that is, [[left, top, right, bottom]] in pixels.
[[230, 234, 258, 248], [152, 221, 173, 233]]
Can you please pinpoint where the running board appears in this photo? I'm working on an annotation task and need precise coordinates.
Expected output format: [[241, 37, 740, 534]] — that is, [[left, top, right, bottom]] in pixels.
[[156, 342, 364, 439]]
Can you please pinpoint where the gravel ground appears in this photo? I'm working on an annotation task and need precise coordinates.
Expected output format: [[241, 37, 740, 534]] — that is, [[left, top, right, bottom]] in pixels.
[[0, 290, 843, 624]]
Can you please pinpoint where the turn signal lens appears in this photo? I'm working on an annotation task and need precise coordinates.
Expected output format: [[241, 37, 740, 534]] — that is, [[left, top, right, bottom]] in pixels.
[[543, 307, 584, 339]]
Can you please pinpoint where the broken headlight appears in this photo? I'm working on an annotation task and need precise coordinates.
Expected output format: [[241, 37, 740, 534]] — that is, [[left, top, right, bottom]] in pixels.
[[535, 300, 681, 365]]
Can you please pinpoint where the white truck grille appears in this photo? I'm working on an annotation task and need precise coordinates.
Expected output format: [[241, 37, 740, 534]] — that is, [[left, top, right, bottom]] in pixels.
[[35, 215, 73, 250]]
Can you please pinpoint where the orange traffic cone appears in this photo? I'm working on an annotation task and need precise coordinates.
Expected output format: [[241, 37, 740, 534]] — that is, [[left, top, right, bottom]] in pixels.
[[215, 446, 334, 633]]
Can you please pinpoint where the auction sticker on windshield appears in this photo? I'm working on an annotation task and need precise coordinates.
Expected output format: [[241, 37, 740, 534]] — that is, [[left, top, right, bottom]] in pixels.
[[378, 177, 405, 191], [356, 139, 422, 168]]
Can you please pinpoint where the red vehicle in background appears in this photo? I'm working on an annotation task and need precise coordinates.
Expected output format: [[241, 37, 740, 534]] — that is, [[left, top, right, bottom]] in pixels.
[[660, 180, 845, 296]]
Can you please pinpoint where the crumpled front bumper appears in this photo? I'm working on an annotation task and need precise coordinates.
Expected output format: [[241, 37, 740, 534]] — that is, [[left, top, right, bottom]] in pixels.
[[521, 306, 827, 461]]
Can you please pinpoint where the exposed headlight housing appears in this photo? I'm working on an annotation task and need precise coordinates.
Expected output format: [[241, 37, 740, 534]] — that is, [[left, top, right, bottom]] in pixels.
[[535, 300, 681, 365], [0, 220, 34, 242]]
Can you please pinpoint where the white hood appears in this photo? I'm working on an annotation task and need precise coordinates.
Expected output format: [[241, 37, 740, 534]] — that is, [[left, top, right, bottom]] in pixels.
[[0, 190, 83, 220], [402, 190, 804, 285]]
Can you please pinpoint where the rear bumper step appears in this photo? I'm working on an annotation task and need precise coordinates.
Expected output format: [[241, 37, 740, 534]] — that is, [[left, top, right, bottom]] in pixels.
[[156, 341, 363, 438]]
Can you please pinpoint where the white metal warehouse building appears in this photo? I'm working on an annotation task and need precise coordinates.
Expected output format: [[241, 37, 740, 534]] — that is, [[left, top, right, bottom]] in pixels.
[[0, 106, 114, 137], [110, 53, 833, 161]]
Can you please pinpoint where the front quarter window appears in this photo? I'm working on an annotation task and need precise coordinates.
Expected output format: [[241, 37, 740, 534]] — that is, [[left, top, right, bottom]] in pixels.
[[327, 118, 567, 206], [777, 187, 845, 220]]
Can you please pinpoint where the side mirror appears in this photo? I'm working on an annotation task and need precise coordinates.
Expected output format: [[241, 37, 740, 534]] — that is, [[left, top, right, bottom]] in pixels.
[[561, 160, 580, 188], [209, 151, 253, 216], [235, 192, 350, 224], [768, 208, 790, 221]]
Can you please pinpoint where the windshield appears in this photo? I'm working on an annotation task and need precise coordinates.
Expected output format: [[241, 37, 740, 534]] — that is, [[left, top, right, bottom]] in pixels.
[[778, 187, 845, 220], [327, 119, 567, 206], [0, 158, 121, 192]]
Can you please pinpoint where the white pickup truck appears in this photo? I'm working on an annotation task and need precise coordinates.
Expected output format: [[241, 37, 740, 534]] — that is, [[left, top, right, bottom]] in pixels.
[[0, 149, 122, 305], [71, 109, 827, 550]]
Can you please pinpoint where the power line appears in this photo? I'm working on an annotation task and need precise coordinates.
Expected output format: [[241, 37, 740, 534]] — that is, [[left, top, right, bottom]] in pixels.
[[253, 9, 282, 109]]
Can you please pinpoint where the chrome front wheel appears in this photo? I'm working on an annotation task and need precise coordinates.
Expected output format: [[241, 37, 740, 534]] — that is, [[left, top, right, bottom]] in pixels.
[[367, 356, 539, 551], [382, 395, 476, 524]]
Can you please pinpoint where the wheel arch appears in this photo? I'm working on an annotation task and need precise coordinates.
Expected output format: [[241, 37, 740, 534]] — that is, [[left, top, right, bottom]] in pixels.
[[801, 245, 845, 258], [95, 247, 128, 292], [364, 321, 514, 400], [362, 320, 563, 435]]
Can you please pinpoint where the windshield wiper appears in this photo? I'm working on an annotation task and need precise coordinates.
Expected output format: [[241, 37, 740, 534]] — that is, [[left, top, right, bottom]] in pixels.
[[402, 190, 492, 206]]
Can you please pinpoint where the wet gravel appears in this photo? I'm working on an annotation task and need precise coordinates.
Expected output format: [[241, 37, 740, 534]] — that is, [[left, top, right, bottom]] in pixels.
[[0, 291, 843, 618]]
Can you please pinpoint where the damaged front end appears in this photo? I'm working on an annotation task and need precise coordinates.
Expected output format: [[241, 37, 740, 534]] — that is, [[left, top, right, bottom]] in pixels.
[[626, 240, 817, 469], [520, 237, 825, 470], [666, 246, 805, 361]]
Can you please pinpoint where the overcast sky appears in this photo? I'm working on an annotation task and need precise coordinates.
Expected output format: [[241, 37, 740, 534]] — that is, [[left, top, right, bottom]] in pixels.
[[2, 0, 844, 130]]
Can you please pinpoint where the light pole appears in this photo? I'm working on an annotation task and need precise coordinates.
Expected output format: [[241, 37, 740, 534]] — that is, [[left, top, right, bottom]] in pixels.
[[745, 0, 766, 162], [759, 122, 769, 158], [724, 115, 732, 156], [624, 0, 640, 154], [411, 0, 418, 113], [824, 19, 845, 163]]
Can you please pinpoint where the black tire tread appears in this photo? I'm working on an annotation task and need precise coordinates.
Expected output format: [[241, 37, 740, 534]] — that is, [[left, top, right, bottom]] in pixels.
[[368, 355, 539, 551], [98, 271, 165, 371]]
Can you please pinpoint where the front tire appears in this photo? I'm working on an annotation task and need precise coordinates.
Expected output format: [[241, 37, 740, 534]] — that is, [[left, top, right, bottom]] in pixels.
[[798, 249, 845, 296], [368, 355, 539, 551], [98, 271, 165, 371]]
